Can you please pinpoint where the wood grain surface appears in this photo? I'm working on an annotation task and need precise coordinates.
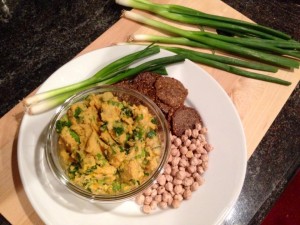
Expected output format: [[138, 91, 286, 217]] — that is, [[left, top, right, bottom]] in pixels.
[[0, 0, 299, 224]]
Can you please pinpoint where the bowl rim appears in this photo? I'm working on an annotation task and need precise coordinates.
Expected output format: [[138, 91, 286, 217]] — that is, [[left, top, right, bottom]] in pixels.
[[45, 85, 171, 202]]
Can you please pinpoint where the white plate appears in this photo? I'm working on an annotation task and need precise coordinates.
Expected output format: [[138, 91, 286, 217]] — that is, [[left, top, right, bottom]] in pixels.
[[18, 45, 247, 225]]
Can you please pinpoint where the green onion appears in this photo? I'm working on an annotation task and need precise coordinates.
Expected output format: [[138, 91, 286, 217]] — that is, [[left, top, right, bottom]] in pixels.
[[163, 46, 291, 86], [203, 33, 300, 59], [24, 45, 160, 107], [130, 34, 212, 49], [102, 54, 185, 84], [116, 0, 291, 40], [130, 34, 279, 72], [239, 38, 300, 50], [25, 46, 185, 115], [121, 10, 299, 69]]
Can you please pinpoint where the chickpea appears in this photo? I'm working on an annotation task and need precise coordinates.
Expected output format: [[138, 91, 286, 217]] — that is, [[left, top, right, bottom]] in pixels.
[[152, 183, 158, 190], [202, 161, 209, 171], [187, 165, 197, 173], [151, 189, 158, 198], [171, 199, 181, 208], [184, 139, 191, 147], [199, 134, 206, 141], [150, 201, 158, 210], [157, 186, 166, 195], [195, 139, 201, 147], [197, 166, 205, 175], [157, 174, 167, 186], [183, 177, 194, 187], [165, 182, 174, 192], [155, 194, 162, 202], [158, 201, 168, 209], [144, 196, 153, 205], [174, 138, 182, 147], [201, 154, 209, 162], [174, 184, 183, 194], [179, 158, 189, 167], [190, 157, 199, 166], [165, 174, 173, 182], [195, 174, 205, 185], [185, 129, 192, 137], [135, 194, 145, 205], [178, 166, 185, 171], [192, 129, 199, 138], [204, 143, 214, 152], [173, 178, 183, 185], [171, 167, 179, 177], [188, 143, 197, 151], [191, 182, 199, 192], [143, 188, 152, 196], [186, 150, 194, 158], [183, 189, 192, 200], [164, 164, 172, 175], [174, 194, 183, 201], [195, 123, 202, 130], [181, 134, 188, 143], [142, 205, 152, 214], [175, 170, 186, 180], [200, 127, 208, 134], [172, 156, 180, 166], [162, 192, 171, 203]]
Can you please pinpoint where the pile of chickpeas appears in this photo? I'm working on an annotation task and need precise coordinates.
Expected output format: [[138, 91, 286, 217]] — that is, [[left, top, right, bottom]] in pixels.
[[135, 123, 213, 214]]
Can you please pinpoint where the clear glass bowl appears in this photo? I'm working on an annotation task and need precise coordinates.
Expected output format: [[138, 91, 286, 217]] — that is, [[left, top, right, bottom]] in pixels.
[[45, 85, 170, 202]]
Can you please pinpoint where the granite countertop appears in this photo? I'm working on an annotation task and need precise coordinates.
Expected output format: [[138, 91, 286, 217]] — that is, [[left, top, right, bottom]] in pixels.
[[0, 0, 299, 224]]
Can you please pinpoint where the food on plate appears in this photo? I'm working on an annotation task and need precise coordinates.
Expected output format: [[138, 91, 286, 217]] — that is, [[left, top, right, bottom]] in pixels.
[[115, 71, 212, 213], [155, 76, 188, 109], [135, 123, 213, 214], [171, 106, 202, 136], [114, 72, 200, 135], [56, 91, 162, 194]]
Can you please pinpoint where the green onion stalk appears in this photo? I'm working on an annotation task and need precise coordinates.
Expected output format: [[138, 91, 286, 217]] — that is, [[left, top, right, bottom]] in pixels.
[[116, 0, 291, 40], [121, 10, 299, 69], [202, 33, 300, 59], [130, 34, 279, 72], [161, 46, 291, 86], [24, 46, 185, 114], [24, 45, 160, 107]]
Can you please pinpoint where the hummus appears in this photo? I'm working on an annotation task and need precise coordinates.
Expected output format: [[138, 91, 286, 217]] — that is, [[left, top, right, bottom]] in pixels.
[[56, 92, 161, 194]]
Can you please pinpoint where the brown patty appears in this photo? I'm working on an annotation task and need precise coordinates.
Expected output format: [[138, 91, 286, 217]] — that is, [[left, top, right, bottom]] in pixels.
[[133, 72, 160, 102], [171, 106, 201, 136], [155, 76, 188, 108]]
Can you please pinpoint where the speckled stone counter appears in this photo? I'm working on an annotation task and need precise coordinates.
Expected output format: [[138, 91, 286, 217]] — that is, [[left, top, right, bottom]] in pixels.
[[1, 0, 299, 224]]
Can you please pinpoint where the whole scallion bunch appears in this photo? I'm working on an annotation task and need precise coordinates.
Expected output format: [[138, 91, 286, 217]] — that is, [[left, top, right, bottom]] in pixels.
[[116, 0, 300, 85], [24, 45, 185, 114]]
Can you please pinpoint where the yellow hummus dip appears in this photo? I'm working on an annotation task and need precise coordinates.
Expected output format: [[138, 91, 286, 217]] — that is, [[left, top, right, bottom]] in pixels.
[[56, 92, 161, 194]]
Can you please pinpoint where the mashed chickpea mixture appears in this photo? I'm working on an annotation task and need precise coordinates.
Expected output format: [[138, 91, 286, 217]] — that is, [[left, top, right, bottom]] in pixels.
[[56, 92, 161, 194]]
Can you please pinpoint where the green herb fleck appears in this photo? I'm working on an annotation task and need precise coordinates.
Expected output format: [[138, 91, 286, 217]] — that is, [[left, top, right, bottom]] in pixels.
[[136, 114, 144, 122], [69, 130, 80, 143], [147, 130, 156, 138], [151, 118, 157, 125], [112, 181, 122, 192], [100, 122, 108, 131], [133, 128, 144, 140], [144, 172, 150, 176], [113, 126, 124, 136], [74, 107, 82, 119], [121, 106, 133, 117], [55, 120, 71, 133], [85, 165, 97, 174]]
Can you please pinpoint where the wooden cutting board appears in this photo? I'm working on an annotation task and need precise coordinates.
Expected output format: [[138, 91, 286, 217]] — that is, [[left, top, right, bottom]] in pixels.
[[0, 0, 299, 224]]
